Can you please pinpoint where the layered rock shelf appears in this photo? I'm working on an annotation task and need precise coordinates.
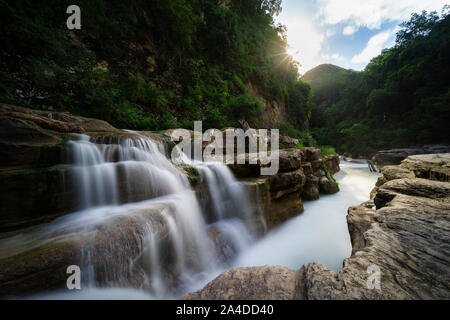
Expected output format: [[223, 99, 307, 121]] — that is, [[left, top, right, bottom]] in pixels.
[[0, 104, 340, 297], [238, 150, 339, 229], [373, 145, 450, 167], [184, 154, 450, 299], [0, 104, 340, 233]]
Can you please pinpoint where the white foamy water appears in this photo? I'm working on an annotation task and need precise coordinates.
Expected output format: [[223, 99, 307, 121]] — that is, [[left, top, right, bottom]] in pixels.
[[2, 134, 380, 300], [1, 132, 256, 299], [232, 159, 381, 272]]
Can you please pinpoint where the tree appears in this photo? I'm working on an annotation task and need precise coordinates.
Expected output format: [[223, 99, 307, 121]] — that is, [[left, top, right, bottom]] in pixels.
[[396, 10, 440, 44]]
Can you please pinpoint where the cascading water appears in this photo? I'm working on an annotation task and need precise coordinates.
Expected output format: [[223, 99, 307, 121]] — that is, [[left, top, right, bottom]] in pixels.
[[0, 131, 258, 298]]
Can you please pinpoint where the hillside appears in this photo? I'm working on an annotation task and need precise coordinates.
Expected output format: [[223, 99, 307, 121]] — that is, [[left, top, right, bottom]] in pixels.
[[307, 10, 450, 154], [0, 0, 311, 131], [302, 64, 359, 128]]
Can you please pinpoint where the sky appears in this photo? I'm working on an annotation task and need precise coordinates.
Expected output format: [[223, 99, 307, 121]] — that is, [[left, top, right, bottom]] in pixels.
[[275, 0, 448, 73]]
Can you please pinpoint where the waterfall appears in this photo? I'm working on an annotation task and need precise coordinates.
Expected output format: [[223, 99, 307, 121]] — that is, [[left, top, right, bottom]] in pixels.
[[0, 131, 259, 298]]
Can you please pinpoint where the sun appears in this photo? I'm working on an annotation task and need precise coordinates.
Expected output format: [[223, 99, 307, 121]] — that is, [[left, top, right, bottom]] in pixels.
[[287, 46, 299, 58]]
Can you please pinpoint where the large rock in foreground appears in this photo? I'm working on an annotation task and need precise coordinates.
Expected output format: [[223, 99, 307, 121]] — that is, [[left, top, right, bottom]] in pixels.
[[183, 154, 450, 300], [185, 266, 299, 300], [0, 204, 172, 298]]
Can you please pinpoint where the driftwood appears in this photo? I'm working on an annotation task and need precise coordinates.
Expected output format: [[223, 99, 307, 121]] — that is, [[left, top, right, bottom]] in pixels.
[[367, 159, 379, 172]]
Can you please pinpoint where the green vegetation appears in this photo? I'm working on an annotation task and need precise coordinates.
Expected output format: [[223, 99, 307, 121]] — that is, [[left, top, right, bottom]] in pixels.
[[320, 162, 338, 186], [302, 64, 360, 129], [278, 122, 316, 146], [307, 8, 450, 154], [0, 0, 311, 131], [318, 146, 336, 156]]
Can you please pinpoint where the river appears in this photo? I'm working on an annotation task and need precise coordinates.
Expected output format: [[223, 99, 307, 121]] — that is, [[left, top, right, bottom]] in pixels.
[[185, 159, 381, 294], [13, 135, 379, 299], [233, 160, 381, 272]]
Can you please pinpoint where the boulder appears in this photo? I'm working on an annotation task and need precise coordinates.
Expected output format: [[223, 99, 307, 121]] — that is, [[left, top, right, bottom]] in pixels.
[[346, 201, 377, 255], [373, 146, 450, 167], [374, 177, 450, 209], [278, 149, 303, 172], [324, 155, 340, 174], [401, 154, 450, 182], [302, 175, 319, 200], [241, 176, 303, 230], [319, 176, 339, 194], [381, 165, 415, 181], [0, 204, 172, 298], [303, 147, 321, 161], [301, 163, 313, 175], [373, 148, 423, 166], [228, 149, 304, 177], [268, 169, 306, 199], [310, 159, 323, 171], [265, 193, 304, 228], [183, 266, 298, 300], [279, 135, 299, 148]]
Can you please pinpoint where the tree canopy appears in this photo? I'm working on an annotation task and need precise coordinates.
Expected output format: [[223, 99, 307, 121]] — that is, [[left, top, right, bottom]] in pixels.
[[308, 8, 450, 154], [0, 0, 311, 131]]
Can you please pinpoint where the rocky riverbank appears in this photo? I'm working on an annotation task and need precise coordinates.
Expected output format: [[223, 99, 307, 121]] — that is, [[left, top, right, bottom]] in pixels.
[[0, 104, 340, 297], [372, 145, 450, 167], [183, 154, 450, 299]]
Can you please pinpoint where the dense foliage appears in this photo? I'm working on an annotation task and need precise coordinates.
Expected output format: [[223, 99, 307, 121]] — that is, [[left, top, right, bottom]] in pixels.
[[309, 9, 450, 154], [0, 0, 311, 131], [302, 64, 359, 128]]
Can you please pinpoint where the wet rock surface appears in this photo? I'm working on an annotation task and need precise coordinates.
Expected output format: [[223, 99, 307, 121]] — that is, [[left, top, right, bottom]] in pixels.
[[0, 105, 342, 296], [0, 104, 120, 167], [230, 148, 340, 229], [0, 204, 173, 298]]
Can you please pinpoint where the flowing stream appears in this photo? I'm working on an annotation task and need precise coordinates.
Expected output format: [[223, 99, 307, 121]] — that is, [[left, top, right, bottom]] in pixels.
[[0, 132, 380, 299], [233, 160, 381, 272]]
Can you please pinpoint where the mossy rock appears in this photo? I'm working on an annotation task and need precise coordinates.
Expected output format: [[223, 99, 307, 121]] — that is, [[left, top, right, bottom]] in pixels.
[[0, 240, 81, 298], [0, 165, 78, 232]]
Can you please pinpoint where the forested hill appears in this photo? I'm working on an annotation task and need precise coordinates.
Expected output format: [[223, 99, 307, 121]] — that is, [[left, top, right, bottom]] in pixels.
[[302, 64, 359, 128], [1, 0, 311, 132], [308, 10, 450, 155]]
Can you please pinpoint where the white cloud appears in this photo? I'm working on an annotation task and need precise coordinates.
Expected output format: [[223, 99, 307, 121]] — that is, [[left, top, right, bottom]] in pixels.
[[325, 28, 337, 38], [351, 29, 394, 64], [317, 0, 447, 32], [343, 25, 356, 35], [322, 53, 344, 61], [284, 19, 325, 72]]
